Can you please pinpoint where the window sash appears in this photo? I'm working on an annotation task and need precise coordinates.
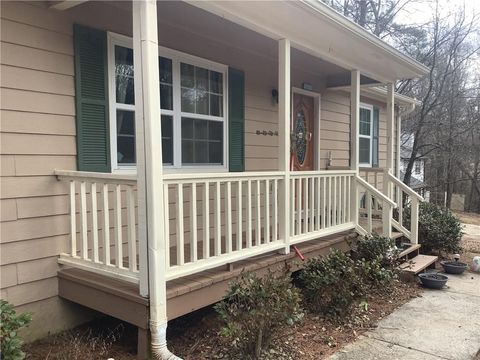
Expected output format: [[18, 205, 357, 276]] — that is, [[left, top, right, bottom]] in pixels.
[[107, 32, 228, 171], [359, 104, 373, 166]]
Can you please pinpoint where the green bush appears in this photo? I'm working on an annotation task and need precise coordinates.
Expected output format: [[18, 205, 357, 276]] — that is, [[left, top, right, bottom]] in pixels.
[[352, 234, 399, 267], [215, 271, 303, 359], [1, 300, 32, 360], [356, 257, 396, 293], [299, 249, 360, 317], [406, 202, 463, 255]]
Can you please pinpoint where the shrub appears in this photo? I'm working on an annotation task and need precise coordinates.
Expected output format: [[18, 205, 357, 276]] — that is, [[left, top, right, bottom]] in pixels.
[[352, 234, 399, 268], [1, 300, 32, 360], [356, 257, 396, 293], [215, 271, 303, 359], [406, 202, 463, 255], [299, 249, 360, 317]]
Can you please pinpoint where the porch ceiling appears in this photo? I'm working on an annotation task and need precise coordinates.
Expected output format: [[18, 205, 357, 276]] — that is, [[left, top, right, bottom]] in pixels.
[[185, 0, 429, 83]]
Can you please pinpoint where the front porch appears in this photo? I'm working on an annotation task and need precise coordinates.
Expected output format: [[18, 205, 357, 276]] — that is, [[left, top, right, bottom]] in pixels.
[[47, 0, 427, 358]]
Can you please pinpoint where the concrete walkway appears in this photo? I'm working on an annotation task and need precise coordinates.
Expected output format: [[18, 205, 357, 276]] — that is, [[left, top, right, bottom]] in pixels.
[[329, 271, 480, 360]]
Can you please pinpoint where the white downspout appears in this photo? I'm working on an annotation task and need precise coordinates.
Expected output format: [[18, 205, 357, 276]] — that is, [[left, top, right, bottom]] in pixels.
[[132, 1, 181, 359]]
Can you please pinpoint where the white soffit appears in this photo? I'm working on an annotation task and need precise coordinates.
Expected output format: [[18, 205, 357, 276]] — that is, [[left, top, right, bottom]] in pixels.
[[185, 0, 429, 83]]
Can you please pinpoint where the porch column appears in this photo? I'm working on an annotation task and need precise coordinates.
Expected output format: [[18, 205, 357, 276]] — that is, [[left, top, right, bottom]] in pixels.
[[382, 82, 395, 237], [386, 83, 395, 176], [350, 70, 360, 225], [133, 1, 178, 358], [278, 38, 291, 253]]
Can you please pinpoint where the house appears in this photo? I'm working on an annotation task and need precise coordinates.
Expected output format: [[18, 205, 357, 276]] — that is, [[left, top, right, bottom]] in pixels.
[[400, 133, 430, 200], [0, 1, 431, 358]]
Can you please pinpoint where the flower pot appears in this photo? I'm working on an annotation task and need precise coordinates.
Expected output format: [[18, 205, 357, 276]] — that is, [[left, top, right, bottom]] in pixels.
[[440, 261, 468, 275], [418, 273, 448, 289]]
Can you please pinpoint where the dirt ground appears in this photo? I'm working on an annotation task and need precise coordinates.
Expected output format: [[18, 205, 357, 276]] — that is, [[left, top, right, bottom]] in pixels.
[[456, 211, 480, 267], [25, 280, 421, 360]]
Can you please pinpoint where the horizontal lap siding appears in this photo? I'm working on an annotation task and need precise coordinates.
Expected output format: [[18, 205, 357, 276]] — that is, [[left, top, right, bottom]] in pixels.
[[0, 1, 85, 340]]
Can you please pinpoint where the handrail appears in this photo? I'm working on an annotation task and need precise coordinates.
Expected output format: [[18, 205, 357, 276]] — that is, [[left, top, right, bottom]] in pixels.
[[290, 170, 356, 176], [386, 172, 424, 202], [163, 171, 284, 181], [54, 169, 137, 184], [355, 175, 397, 208]]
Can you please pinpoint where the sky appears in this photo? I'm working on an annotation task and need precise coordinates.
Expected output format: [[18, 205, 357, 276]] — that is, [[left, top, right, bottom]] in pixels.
[[396, 0, 479, 26]]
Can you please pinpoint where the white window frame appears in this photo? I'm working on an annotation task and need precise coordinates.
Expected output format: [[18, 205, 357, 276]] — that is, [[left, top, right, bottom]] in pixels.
[[107, 32, 229, 172], [359, 102, 373, 167]]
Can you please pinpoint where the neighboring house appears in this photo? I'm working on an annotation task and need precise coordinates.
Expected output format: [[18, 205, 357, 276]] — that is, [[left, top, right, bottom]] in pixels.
[[0, 1, 429, 359], [400, 133, 430, 200]]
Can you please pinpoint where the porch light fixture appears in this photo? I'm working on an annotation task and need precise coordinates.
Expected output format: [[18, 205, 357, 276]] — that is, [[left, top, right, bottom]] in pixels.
[[271, 88, 279, 104]]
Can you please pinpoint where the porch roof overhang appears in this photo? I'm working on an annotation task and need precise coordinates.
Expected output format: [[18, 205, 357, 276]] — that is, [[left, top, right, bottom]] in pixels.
[[186, 0, 429, 83]]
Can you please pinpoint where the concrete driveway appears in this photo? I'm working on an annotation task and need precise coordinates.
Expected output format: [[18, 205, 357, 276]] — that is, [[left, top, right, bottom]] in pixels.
[[329, 271, 480, 360]]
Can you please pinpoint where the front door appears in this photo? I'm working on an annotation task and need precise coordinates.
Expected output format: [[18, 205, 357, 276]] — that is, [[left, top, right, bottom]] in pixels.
[[291, 93, 315, 171]]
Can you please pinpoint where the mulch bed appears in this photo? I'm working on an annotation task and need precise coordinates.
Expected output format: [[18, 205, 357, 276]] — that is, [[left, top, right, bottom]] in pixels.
[[168, 279, 421, 359], [25, 280, 421, 360]]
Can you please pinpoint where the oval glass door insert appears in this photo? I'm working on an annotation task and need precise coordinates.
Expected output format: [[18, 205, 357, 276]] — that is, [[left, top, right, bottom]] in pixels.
[[295, 109, 307, 165]]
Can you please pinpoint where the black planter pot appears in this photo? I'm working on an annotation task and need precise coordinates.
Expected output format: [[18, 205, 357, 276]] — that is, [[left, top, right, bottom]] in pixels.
[[441, 261, 468, 274], [418, 273, 448, 289]]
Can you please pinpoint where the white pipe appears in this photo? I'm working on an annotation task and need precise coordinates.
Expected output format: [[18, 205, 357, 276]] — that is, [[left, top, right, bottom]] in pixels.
[[150, 321, 182, 360], [132, 1, 182, 359]]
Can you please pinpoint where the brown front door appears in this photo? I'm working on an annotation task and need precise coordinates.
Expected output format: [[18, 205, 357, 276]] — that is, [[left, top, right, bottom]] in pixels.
[[291, 93, 315, 171]]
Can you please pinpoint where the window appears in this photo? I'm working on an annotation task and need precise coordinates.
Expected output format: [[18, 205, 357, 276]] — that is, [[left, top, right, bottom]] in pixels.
[[108, 33, 227, 170], [359, 105, 373, 166], [415, 161, 421, 175]]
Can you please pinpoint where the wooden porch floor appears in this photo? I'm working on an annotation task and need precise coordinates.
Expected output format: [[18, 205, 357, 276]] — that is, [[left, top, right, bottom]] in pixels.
[[58, 230, 358, 358]]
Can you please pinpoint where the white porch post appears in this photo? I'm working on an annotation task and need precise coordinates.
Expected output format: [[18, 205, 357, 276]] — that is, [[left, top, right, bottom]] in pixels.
[[350, 70, 360, 226], [133, 1, 179, 359], [382, 82, 395, 237], [278, 38, 291, 254]]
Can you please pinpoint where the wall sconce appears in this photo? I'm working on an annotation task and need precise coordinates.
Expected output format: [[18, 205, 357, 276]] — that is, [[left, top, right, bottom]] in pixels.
[[271, 89, 278, 104]]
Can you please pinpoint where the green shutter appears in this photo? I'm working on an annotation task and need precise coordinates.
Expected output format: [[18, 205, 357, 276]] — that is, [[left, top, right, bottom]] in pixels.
[[74, 24, 110, 172], [228, 68, 245, 172], [372, 107, 379, 167]]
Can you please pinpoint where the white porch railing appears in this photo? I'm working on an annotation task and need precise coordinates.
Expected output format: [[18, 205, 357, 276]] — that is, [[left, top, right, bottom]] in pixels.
[[387, 171, 424, 244], [359, 168, 424, 244], [355, 174, 397, 237], [55, 170, 140, 283], [162, 172, 286, 281], [55, 168, 421, 285], [289, 171, 356, 243]]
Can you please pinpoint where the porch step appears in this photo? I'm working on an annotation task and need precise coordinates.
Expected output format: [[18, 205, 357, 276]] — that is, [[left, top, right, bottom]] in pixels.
[[391, 231, 403, 240], [397, 244, 421, 259], [397, 254, 438, 275]]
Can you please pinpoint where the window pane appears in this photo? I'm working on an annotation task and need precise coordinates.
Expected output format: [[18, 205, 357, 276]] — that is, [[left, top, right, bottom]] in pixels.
[[360, 108, 371, 136], [117, 110, 135, 164], [181, 117, 194, 139], [196, 90, 208, 115], [181, 88, 195, 113], [209, 121, 223, 140], [161, 115, 173, 164], [359, 137, 371, 164], [209, 142, 223, 163], [115, 46, 134, 105], [195, 118, 208, 139], [180, 63, 194, 88], [195, 67, 208, 90], [160, 84, 173, 110], [182, 140, 194, 163], [209, 71, 223, 94], [159, 57, 172, 84], [181, 117, 223, 164], [210, 94, 223, 117], [194, 141, 208, 163]]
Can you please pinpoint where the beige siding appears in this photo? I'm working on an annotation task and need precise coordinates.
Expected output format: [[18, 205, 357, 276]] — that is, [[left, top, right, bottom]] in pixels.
[[0, 0, 397, 341], [0, 1, 82, 341]]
